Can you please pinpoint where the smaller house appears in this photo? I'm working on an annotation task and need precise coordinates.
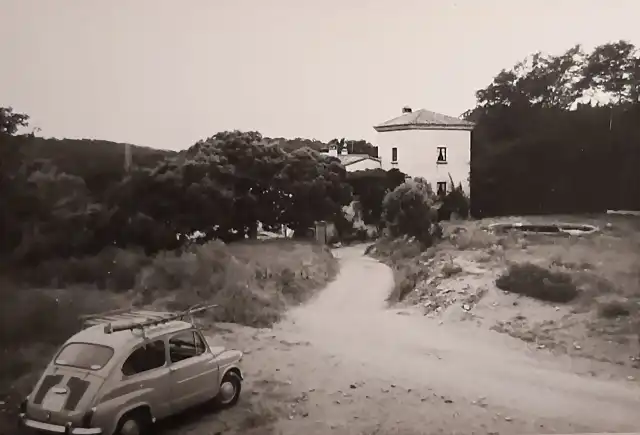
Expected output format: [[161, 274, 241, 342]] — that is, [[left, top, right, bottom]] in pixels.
[[321, 145, 381, 172]]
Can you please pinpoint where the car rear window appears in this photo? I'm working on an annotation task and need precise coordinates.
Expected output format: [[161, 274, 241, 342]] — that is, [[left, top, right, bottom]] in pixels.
[[55, 343, 114, 370]]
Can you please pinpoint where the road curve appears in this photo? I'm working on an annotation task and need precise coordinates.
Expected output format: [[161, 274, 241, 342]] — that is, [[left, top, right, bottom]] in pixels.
[[272, 245, 640, 433]]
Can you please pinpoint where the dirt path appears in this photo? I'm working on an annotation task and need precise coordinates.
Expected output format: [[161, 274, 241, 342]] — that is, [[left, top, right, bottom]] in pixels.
[[186, 245, 640, 435]]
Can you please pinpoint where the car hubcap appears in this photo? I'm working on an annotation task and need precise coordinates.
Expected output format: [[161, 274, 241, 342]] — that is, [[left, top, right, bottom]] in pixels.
[[220, 381, 236, 403], [120, 419, 140, 435]]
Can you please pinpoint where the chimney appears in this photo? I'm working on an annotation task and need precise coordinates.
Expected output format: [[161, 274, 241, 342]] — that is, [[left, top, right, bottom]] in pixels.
[[340, 146, 348, 156], [402, 106, 412, 114]]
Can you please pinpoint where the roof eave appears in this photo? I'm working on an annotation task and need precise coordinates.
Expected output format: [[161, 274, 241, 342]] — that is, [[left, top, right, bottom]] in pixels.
[[374, 123, 475, 132], [342, 156, 382, 166]]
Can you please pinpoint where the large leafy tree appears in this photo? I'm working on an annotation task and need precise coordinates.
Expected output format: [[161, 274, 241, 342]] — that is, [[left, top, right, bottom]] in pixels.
[[277, 147, 352, 235], [466, 41, 640, 217]]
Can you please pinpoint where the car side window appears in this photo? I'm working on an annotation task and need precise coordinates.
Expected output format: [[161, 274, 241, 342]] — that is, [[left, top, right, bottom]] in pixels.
[[121, 340, 166, 376], [169, 331, 205, 363]]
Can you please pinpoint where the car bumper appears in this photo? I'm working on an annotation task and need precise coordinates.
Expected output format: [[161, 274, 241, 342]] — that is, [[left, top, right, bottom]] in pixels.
[[19, 413, 102, 434]]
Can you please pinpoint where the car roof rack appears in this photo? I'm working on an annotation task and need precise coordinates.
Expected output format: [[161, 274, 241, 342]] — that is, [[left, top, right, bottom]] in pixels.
[[80, 304, 218, 335]]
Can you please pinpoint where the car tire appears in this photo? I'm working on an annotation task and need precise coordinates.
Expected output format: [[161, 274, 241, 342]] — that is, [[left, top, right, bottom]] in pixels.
[[213, 371, 242, 408], [115, 409, 151, 435]]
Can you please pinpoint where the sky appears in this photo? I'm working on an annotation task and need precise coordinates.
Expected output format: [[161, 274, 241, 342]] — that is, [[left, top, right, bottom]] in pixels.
[[1, 1, 639, 151]]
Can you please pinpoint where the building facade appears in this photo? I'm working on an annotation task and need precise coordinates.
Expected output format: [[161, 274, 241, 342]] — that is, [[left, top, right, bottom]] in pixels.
[[373, 106, 474, 196]]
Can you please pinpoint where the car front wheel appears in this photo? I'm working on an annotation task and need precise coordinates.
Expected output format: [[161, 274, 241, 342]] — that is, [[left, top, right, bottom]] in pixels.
[[213, 371, 242, 408]]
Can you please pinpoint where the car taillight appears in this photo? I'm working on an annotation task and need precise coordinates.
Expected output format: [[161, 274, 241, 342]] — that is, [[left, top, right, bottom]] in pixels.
[[81, 407, 96, 428]]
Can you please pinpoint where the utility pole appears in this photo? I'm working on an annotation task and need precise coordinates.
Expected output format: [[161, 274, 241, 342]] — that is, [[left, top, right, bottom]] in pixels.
[[124, 143, 132, 173]]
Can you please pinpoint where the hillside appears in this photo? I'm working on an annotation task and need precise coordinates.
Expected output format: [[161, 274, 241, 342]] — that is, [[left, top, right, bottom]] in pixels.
[[16, 136, 176, 192]]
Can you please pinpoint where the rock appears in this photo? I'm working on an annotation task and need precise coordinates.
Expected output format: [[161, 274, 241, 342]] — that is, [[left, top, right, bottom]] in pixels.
[[444, 399, 453, 404], [462, 304, 471, 311], [628, 376, 635, 381], [505, 416, 513, 422], [349, 384, 357, 389], [302, 412, 309, 417], [390, 384, 397, 388], [334, 400, 341, 405]]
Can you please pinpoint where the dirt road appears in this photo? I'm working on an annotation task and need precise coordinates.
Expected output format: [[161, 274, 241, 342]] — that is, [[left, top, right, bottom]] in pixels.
[[186, 245, 640, 434]]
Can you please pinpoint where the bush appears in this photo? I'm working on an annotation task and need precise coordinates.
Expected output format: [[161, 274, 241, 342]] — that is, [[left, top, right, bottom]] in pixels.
[[495, 262, 579, 303], [438, 177, 470, 221], [22, 247, 151, 291], [598, 300, 631, 318], [136, 239, 337, 327], [382, 177, 441, 246]]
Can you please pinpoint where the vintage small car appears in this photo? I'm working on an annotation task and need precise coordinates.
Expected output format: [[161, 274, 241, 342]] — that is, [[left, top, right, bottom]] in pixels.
[[18, 304, 243, 435]]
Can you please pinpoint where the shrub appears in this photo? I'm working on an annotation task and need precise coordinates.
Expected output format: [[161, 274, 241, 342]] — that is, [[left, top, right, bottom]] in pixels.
[[387, 259, 426, 303], [495, 262, 579, 303], [382, 177, 440, 246], [438, 177, 470, 221], [24, 247, 150, 291], [598, 300, 631, 318]]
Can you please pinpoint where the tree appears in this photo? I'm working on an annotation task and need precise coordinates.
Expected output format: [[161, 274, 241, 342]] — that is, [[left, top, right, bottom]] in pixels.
[[0, 107, 29, 136], [347, 168, 407, 227], [277, 147, 352, 235], [382, 177, 440, 245], [467, 41, 640, 217]]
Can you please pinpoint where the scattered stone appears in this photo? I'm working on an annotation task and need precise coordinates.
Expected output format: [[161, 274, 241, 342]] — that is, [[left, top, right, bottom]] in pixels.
[[628, 376, 635, 381], [390, 384, 397, 388], [302, 412, 309, 418], [308, 388, 315, 392], [334, 400, 341, 405], [462, 304, 471, 311], [505, 416, 513, 422], [537, 344, 546, 349], [444, 399, 453, 404], [350, 384, 357, 389], [573, 343, 582, 350]]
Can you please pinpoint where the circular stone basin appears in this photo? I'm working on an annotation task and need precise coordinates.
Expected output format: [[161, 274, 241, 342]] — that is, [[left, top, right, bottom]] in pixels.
[[488, 222, 599, 236]]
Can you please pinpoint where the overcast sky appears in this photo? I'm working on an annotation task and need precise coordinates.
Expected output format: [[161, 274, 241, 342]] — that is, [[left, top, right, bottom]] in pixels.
[[1, 0, 639, 150]]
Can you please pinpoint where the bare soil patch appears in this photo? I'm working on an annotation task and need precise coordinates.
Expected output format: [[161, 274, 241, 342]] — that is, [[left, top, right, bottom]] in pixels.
[[370, 214, 640, 368]]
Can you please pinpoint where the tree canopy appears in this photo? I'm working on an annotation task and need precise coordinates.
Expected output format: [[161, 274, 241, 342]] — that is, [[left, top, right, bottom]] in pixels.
[[0, 117, 358, 264], [466, 40, 640, 216]]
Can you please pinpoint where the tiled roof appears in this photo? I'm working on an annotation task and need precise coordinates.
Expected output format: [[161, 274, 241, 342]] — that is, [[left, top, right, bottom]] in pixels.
[[338, 154, 381, 166], [374, 109, 475, 132]]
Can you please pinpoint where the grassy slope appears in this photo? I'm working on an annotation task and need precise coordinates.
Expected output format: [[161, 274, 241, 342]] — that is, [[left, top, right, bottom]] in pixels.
[[371, 214, 640, 364], [0, 239, 337, 432]]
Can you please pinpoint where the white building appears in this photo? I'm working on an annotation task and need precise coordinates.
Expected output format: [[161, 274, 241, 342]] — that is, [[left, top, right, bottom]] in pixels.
[[323, 146, 382, 172], [373, 106, 475, 196]]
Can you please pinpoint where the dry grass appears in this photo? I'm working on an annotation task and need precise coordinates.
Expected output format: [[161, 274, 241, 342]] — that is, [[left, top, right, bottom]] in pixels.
[[0, 239, 337, 433], [368, 237, 436, 304], [371, 214, 640, 362]]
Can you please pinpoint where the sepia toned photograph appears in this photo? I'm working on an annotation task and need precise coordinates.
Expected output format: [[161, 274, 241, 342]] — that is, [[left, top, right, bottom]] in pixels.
[[1, 1, 639, 434]]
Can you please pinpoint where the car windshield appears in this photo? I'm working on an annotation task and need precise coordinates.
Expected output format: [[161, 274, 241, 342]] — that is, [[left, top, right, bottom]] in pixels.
[[55, 343, 114, 370]]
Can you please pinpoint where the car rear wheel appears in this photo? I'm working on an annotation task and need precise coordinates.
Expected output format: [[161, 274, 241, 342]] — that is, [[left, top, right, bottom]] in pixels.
[[213, 371, 242, 408], [115, 409, 150, 435]]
